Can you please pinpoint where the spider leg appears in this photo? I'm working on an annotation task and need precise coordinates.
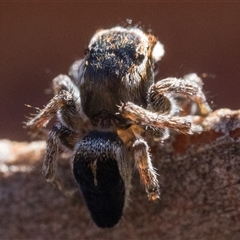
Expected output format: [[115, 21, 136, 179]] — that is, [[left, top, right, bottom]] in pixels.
[[26, 90, 76, 135], [133, 138, 160, 201], [43, 123, 79, 198], [26, 75, 90, 137], [119, 102, 197, 135], [148, 76, 211, 116], [52, 74, 89, 130], [52, 74, 80, 105]]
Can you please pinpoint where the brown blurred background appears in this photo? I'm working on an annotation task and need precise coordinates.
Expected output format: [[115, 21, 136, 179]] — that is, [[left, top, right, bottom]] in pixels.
[[0, 2, 240, 141]]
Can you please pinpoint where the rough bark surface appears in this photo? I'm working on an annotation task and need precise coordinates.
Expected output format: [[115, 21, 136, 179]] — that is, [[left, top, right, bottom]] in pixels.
[[1, 108, 240, 239]]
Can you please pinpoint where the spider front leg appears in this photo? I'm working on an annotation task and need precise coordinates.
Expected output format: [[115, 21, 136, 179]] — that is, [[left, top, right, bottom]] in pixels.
[[52, 74, 81, 108], [119, 102, 195, 135], [26, 75, 90, 136], [26, 90, 73, 133], [133, 138, 160, 201], [148, 76, 211, 116], [52, 74, 89, 132]]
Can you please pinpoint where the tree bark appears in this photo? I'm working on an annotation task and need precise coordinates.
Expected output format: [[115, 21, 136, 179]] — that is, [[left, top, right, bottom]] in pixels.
[[1, 108, 240, 239]]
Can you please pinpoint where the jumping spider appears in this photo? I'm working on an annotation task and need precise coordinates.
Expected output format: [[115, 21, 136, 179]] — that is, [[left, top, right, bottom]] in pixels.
[[26, 26, 211, 228]]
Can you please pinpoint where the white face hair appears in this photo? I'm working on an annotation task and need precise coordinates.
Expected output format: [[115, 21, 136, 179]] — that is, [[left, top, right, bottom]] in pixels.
[[152, 40, 165, 62]]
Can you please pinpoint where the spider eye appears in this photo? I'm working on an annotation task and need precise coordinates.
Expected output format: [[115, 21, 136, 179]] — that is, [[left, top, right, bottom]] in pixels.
[[73, 130, 128, 228]]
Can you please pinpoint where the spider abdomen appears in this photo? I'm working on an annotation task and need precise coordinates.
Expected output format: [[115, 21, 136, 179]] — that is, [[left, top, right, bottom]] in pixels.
[[73, 130, 128, 228]]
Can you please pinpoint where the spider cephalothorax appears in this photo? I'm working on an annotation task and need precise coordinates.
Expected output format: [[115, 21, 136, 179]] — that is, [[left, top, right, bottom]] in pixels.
[[26, 25, 211, 228]]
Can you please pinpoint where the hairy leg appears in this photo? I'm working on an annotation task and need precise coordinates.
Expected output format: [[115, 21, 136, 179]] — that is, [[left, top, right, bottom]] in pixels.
[[148, 76, 211, 116], [26, 74, 90, 137], [52, 74, 81, 107], [133, 138, 160, 201], [26, 90, 90, 137], [119, 102, 200, 135], [43, 123, 79, 198]]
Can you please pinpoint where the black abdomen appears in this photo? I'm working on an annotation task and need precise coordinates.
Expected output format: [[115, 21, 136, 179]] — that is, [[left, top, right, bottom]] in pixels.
[[73, 131, 126, 228]]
